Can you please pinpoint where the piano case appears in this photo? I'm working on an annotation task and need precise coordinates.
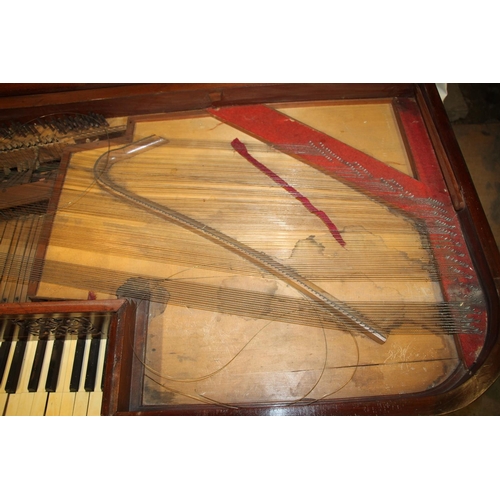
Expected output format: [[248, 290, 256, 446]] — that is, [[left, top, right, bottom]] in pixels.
[[1, 84, 499, 415]]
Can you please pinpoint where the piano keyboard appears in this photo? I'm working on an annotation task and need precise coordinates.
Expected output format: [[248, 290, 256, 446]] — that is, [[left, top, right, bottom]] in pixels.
[[0, 313, 110, 416]]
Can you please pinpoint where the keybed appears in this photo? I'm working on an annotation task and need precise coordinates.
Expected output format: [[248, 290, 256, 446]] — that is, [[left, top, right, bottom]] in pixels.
[[0, 312, 111, 416]]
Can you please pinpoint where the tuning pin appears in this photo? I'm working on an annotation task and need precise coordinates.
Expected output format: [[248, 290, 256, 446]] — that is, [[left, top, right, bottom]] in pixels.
[[72, 115, 83, 129], [56, 119, 68, 134], [45, 118, 56, 132], [27, 122, 38, 135]]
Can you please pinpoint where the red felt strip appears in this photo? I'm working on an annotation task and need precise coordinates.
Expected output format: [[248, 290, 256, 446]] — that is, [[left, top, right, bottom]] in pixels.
[[231, 138, 346, 247]]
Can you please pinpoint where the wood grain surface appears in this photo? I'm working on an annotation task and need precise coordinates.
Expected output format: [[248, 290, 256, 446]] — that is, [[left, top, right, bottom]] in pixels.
[[32, 102, 463, 409]]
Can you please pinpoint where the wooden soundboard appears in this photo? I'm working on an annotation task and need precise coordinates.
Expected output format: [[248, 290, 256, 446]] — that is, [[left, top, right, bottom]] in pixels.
[[1, 84, 499, 415]]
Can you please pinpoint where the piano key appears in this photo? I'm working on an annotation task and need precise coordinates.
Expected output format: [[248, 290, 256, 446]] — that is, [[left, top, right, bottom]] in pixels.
[[101, 337, 109, 391], [46, 337, 77, 416], [45, 336, 65, 392], [0, 389, 6, 416], [0, 321, 16, 384], [69, 337, 86, 392], [99, 313, 110, 394], [87, 337, 107, 416], [72, 337, 92, 416], [1, 313, 112, 416], [77, 318, 107, 415], [0, 339, 12, 386], [0, 323, 17, 415], [0, 388, 8, 416], [101, 356, 107, 392], [84, 336, 101, 392], [29, 339, 53, 416], [72, 390, 90, 416], [4, 337, 27, 393], [5, 339, 38, 416], [54, 338, 79, 416], [28, 336, 49, 392]]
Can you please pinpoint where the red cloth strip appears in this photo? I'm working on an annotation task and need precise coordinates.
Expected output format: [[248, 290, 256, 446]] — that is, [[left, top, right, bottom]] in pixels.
[[231, 138, 346, 247], [210, 105, 432, 213]]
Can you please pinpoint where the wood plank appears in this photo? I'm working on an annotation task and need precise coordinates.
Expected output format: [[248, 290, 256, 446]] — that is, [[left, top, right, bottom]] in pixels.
[[0, 179, 54, 210]]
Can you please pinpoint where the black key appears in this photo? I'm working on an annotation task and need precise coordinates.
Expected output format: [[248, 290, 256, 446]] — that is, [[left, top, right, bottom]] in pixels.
[[101, 340, 108, 391], [0, 322, 16, 385], [28, 337, 48, 392], [5, 339, 27, 393], [84, 336, 101, 392], [69, 338, 86, 392], [0, 341, 11, 385], [45, 337, 65, 392], [4, 322, 28, 393]]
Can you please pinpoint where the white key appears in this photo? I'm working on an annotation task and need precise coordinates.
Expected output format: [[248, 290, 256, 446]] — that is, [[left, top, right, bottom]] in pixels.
[[45, 338, 70, 416], [58, 338, 79, 416], [5, 338, 38, 416]]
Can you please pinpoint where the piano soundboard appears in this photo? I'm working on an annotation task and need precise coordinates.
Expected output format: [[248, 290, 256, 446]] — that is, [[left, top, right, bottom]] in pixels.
[[1, 84, 499, 416]]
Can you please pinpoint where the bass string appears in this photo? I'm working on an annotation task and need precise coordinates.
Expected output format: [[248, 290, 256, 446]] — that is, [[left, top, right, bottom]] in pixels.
[[6, 154, 460, 267], [28, 207, 456, 246], [76, 139, 456, 230], [11, 213, 36, 302], [96, 147, 454, 218], [0, 127, 472, 399], [1, 216, 26, 301], [3, 120, 457, 253], [3, 132, 476, 329], [32, 179, 447, 269], [0, 217, 475, 335], [16, 257, 472, 335], [2, 231, 444, 280], [33, 236, 457, 274], [12, 234, 447, 282], [0, 187, 474, 332]]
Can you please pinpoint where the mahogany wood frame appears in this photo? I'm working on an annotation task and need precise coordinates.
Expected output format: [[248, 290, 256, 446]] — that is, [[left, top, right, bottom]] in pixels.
[[1, 83, 500, 415]]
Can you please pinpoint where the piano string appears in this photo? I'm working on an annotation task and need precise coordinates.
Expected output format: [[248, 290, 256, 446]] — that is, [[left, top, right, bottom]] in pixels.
[[0, 102, 489, 412]]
